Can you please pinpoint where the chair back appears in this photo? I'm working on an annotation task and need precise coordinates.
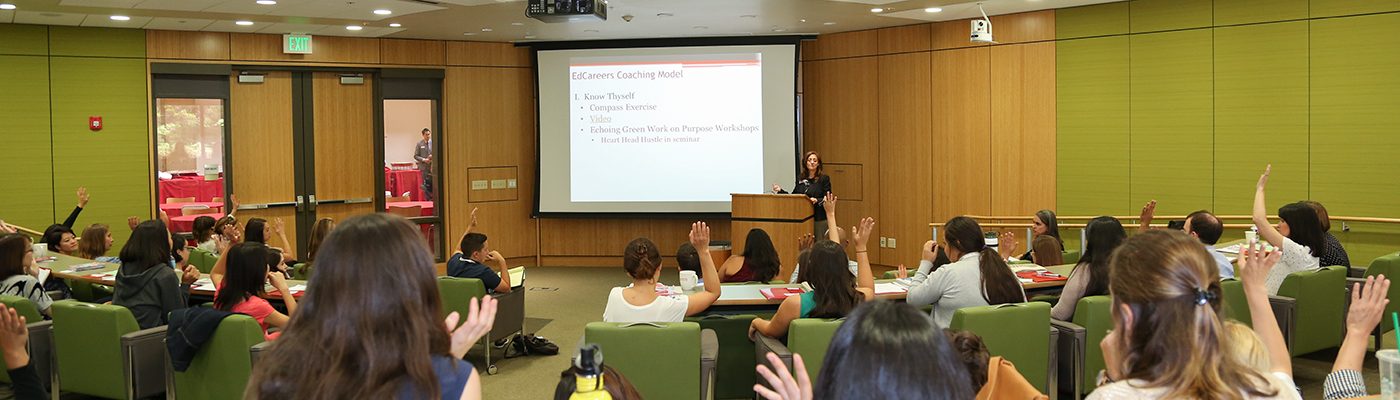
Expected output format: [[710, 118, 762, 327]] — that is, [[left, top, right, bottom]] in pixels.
[[0, 296, 42, 384], [1071, 296, 1111, 394], [686, 314, 758, 399], [388, 196, 409, 203], [51, 301, 141, 399], [437, 277, 488, 319], [1219, 279, 1253, 327], [585, 322, 702, 400], [1277, 266, 1346, 356], [188, 248, 218, 274], [67, 279, 114, 303], [1062, 250, 1081, 265], [1366, 251, 1400, 336], [291, 263, 310, 280], [786, 318, 844, 380], [173, 314, 266, 400], [387, 205, 422, 218], [166, 197, 196, 204], [950, 302, 1052, 393], [186, 208, 219, 216], [211, 197, 222, 204]]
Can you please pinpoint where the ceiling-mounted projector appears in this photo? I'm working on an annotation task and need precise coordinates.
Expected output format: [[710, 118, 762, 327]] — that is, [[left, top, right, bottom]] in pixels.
[[527, 0, 608, 23], [970, 2, 995, 43]]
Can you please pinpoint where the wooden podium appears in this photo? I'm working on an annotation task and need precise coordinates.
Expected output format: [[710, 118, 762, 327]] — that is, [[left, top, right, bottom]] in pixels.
[[731, 194, 815, 282]]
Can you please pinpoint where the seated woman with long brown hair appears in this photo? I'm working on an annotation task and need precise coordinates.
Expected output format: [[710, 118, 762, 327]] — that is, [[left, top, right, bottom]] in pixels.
[[750, 217, 876, 339], [720, 228, 782, 283]]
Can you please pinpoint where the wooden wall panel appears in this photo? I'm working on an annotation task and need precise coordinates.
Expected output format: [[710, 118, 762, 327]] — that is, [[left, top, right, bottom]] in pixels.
[[877, 52, 932, 265], [229, 33, 379, 64], [876, 24, 932, 55], [443, 66, 537, 258], [446, 41, 530, 67], [312, 72, 375, 200], [466, 167, 518, 202], [235, 207, 299, 259], [804, 29, 878, 60], [990, 42, 1056, 220], [380, 39, 446, 66], [931, 47, 992, 222], [802, 57, 881, 264], [989, 10, 1056, 44], [146, 30, 229, 60], [230, 71, 296, 206]]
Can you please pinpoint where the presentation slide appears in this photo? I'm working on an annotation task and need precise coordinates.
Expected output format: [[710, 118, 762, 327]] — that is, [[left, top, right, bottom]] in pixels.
[[536, 43, 798, 215]]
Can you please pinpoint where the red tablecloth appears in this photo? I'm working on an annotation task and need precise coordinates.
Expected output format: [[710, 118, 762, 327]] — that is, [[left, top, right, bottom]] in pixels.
[[160, 202, 224, 217], [387, 201, 434, 217], [159, 178, 224, 203], [385, 170, 424, 201], [170, 213, 225, 233]]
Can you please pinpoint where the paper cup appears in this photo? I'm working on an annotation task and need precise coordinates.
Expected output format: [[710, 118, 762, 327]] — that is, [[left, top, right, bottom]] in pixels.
[[1381, 349, 1399, 400], [32, 244, 47, 258], [1244, 230, 1257, 244]]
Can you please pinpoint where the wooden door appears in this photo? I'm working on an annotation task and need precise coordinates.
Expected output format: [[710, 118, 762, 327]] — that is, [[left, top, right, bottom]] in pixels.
[[230, 71, 300, 257], [309, 72, 376, 222]]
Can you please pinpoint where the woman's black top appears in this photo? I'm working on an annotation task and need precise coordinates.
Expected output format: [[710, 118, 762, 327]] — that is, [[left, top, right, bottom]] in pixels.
[[779, 174, 831, 222]]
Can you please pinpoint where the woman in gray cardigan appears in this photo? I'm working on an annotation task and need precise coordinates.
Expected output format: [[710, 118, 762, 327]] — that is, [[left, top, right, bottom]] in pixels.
[[905, 217, 1026, 328]]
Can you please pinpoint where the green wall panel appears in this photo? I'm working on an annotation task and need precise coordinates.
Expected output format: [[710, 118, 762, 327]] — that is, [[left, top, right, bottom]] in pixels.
[[1056, 2, 1129, 40], [1212, 21, 1310, 216], [1129, 30, 1214, 216], [1057, 36, 1130, 216], [1130, 0, 1212, 33], [49, 57, 150, 250], [48, 26, 145, 58], [0, 55, 54, 232], [0, 24, 49, 56], [1310, 0, 1400, 19], [1310, 13, 1400, 222], [1214, 0, 1307, 26]]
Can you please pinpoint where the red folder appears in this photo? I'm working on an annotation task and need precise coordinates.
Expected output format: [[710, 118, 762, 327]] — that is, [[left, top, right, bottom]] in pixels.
[[760, 288, 807, 300]]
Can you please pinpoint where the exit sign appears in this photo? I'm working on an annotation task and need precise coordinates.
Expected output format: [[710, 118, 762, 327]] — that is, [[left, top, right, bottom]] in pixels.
[[283, 34, 313, 54]]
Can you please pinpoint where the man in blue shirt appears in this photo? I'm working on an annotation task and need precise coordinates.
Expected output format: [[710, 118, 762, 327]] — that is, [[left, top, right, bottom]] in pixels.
[[1139, 202, 1234, 279], [447, 231, 512, 293]]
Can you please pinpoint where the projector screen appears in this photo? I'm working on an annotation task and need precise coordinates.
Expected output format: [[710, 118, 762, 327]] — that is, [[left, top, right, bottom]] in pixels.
[[534, 41, 799, 216]]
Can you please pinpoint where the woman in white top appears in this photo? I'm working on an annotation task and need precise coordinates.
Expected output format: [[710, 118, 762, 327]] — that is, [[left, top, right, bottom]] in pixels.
[[904, 216, 1026, 329], [1252, 165, 1324, 295], [602, 222, 722, 323], [1093, 230, 1300, 400]]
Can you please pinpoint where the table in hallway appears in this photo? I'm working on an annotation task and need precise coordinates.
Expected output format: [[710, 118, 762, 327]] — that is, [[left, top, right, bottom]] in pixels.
[[169, 213, 225, 233], [160, 202, 223, 217]]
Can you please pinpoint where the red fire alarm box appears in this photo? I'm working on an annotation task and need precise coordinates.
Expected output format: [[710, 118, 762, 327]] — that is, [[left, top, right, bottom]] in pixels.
[[89, 117, 102, 130]]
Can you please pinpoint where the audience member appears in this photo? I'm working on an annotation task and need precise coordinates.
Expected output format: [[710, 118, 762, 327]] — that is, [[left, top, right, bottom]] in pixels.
[[998, 209, 1062, 261], [754, 300, 975, 400], [750, 217, 876, 338], [0, 303, 46, 400], [676, 242, 702, 276], [1221, 320, 1271, 374], [1052, 216, 1124, 321], [191, 216, 218, 253], [245, 217, 295, 264], [0, 234, 53, 317], [1030, 235, 1063, 266], [112, 220, 200, 329], [788, 193, 861, 282], [40, 225, 78, 256], [305, 218, 335, 265], [1323, 274, 1389, 399], [1253, 165, 1324, 295], [721, 228, 782, 283], [1302, 201, 1351, 267], [246, 213, 496, 400], [944, 328, 990, 392], [1139, 202, 1234, 279], [212, 215, 242, 252], [792, 247, 813, 285], [906, 216, 1026, 328], [1092, 230, 1299, 399], [212, 242, 296, 340], [447, 233, 512, 294], [602, 222, 721, 323], [170, 232, 191, 271], [76, 223, 119, 263]]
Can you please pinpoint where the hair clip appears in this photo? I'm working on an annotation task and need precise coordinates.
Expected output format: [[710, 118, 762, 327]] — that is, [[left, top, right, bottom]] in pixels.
[[1194, 288, 1216, 306]]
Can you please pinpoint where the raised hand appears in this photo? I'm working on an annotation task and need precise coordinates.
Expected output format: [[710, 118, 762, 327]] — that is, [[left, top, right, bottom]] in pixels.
[[77, 188, 90, 208], [157, 210, 170, 225], [228, 194, 240, 214], [852, 217, 875, 251], [1257, 164, 1271, 191], [215, 235, 231, 254], [997, 231, 1017, 258], [797, 233, 815, 251], [1347, 275, 1391, 336], [447, 296, 498, 360], [754, 353, 814, 400], [273, 218, 286, 235], [469, 207, 479, 231], [896, 264, 908, 279], [127, 216, 141, 231], [0, 305, 29, 370], [1239, 238, 1280, 294], [1140, 200, 1157, 225], [822, 192, 837, 216], [689, 221, 711, 249]]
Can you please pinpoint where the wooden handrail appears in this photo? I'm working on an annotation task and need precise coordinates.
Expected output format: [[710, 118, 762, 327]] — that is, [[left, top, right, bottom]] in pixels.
[[7, 223, 43, 237], [953, 215, 1400, 224], [929, 222, 1258, 229]]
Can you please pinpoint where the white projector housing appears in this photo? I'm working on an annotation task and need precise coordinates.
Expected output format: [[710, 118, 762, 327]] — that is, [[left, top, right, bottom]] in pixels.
[[971, 19, 993, 43]]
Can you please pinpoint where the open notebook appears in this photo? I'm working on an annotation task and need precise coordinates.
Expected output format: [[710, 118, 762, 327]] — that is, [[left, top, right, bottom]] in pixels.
[[501, 266, 525, 287]]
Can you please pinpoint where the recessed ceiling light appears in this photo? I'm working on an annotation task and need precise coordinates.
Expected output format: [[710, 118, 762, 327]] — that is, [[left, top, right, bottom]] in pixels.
[[235, 21, 253, 25], [584, 29, 598, 33], [657, 13, 672, 17], [524, 35, 536, 39], [740, 14, 756, 18], [568, 17, 579, 21], [823, 22, 836, 25], [346, 25, 362, 30], [772, 29, 785, 32], [511, 22, 523, 25], [256, 0, 276, 4], [40, 12, 61, 17], [693, 26, 707, 29], [0, 4, 15, 10], [110, 15, 131, 21], [870, 8, 883, 12], [481, 28, 492, 32], [389, 23, 401, 27], [463, 32, 476, 35], [925, 7, 942, 12], [373, 9, 391, 15]]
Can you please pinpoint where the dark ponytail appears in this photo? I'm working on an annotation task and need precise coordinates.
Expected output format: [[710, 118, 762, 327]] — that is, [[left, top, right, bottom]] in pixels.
[[945, 217, 1025, 305]]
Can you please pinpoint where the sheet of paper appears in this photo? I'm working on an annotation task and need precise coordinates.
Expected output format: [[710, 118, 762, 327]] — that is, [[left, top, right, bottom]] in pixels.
[[873, 282, 908, 294]]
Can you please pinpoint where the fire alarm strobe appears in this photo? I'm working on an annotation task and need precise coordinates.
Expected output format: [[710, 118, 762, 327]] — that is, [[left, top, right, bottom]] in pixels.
[[89, 116, 102, 130]]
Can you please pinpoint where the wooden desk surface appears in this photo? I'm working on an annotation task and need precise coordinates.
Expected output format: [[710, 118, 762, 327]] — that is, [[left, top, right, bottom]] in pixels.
[[700, 264, 1076, 306], [45, 253, 306, 300]]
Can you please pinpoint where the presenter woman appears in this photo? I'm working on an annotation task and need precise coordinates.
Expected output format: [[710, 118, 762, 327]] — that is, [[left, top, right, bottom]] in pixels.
[[773, 151, 832, 236]]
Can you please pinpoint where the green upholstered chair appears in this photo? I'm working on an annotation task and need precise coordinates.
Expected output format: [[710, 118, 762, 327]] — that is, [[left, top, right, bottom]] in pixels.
[[881, 271, 899, 280], [67, 279, 114, 303], [685, 314, 758, 400], [50, 301, 167, 399], [753, 318, 843, 392], [167, 313, 265, 400], [1050, 295, 1111, 400], [584, 321, 718, 400], [290, 263, 310, 280], [437, 276, 525, 375], [951, 302, 1056, 394], [1354, 251, 1400, 349], [1220, 279, 1253, 328], [1270, 266, 1347, 356], [0, 296, 51, 389], [722, 280, 786, 285], [1062, 250, 1081, 265], [188, 248, 218, 274]]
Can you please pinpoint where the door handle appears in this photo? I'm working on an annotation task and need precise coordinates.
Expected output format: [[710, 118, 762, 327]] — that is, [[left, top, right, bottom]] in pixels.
[[296, 195, 305, 212], [309, 195, 317, 212]]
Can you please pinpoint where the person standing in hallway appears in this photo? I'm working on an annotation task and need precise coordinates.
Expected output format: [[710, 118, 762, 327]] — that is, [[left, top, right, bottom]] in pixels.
[[415, 128, 434, 201]]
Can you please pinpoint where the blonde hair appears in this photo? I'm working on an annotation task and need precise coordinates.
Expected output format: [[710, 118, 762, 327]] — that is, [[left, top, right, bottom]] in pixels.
[[1221, 320, 1270, 373]]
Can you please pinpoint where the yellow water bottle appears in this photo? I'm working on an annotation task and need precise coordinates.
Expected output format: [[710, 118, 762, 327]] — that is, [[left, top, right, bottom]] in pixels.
[[571, 344, 611, 400]]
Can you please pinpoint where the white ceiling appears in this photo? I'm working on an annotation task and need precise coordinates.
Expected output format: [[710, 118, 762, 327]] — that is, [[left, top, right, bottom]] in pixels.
[[0, 0, 1124, 41]]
